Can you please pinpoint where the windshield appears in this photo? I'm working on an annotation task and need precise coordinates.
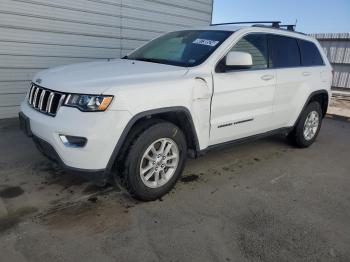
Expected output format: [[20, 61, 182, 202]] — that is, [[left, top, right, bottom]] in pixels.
[[125, 30, 233, 67]]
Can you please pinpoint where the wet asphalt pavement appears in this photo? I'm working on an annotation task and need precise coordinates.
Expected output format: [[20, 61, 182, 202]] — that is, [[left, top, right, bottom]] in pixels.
[[0, 117, 349, 262]]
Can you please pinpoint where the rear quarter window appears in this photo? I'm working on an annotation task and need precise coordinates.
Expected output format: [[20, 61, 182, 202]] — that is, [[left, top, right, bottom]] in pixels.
[[298, 39, 325, 66]]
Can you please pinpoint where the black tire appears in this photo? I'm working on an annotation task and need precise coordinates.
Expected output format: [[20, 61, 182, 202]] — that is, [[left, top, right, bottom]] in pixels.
[[122, 122, 187, 201], [288, 101, 323, 148]]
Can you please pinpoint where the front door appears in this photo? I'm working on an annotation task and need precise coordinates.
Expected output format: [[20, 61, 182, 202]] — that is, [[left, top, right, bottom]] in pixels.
[[210, 33, 276, 145]]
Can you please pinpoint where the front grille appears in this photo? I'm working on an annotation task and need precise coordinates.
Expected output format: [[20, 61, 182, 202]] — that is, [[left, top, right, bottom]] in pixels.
[[27, 83, 66, 116]]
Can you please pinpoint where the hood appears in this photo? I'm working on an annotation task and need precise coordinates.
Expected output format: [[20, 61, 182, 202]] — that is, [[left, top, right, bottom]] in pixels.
[[33, 59, 188, 94]]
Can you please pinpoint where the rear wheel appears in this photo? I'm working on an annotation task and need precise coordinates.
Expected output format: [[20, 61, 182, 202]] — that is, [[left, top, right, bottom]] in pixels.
[[288, 101, 323, 148], [122, 122, 187, 201]]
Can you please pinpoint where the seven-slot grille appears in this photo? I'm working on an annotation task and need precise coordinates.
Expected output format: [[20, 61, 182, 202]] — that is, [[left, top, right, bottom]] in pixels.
[[27, 83, 66, 116]]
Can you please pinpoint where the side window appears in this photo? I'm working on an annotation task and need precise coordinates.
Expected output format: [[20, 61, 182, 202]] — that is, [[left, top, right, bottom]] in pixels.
[[269, 35, 301, 68], [298, 39, 324, 66], [231, 34, 269, 69]]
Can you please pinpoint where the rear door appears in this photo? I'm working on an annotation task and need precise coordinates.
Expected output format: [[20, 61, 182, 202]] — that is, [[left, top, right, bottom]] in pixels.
[[268, 35, 304, 128], [270, 35, 329, 128], [210, 33, 276, 145]]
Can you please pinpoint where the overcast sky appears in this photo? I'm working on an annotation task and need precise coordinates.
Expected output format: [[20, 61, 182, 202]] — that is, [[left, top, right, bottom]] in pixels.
[[212, 0, 350, 33]]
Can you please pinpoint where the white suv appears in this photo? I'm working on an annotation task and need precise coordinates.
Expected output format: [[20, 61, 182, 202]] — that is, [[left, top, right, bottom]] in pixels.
[[19, 23, 332, 201]]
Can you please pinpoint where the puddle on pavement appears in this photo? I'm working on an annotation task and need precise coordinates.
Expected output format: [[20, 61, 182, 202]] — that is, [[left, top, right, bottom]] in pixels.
[[180, 174, 199, 183], [87, 196, 98, 203], [47, 174, 87, 189], [0, 207, 37, 233], [83, 184, 117, 195], [38, 197, 132, 233], [34, 161, 65, 176], [33, 161, 88, 190], [0, 186, 24, 199]]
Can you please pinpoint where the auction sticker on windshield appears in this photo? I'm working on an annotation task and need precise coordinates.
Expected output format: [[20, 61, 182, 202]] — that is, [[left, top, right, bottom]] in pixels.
[[192, 39, 219, 47]]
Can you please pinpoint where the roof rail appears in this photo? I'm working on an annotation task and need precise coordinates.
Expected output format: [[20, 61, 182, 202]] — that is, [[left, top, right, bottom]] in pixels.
[[211, 21, 298, 32], [253, 24, 297, 32], [211, 21, 281, 28]]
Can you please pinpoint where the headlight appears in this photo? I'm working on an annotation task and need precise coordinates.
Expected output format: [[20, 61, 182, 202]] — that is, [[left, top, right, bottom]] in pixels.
[[64, 94, 113, 112]]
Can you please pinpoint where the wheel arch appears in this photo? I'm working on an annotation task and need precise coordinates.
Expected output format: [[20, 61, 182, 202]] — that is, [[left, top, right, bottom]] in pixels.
[[293, 89, 329, 127], [106, 106, 200, 172], [308, 90, 329, 118]]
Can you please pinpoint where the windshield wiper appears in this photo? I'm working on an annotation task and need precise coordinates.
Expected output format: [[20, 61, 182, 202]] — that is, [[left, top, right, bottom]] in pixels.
[[127, 57, 185, 67], [133, 58, 169, 65]]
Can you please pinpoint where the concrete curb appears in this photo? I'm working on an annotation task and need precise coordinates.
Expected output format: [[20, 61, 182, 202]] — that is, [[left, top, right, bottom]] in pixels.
[[326, 114, 350, 122], [332, 91, 350, 99]]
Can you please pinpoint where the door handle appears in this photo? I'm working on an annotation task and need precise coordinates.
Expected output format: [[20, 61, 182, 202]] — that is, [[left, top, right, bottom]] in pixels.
[[303, 71, 311, 76], [261, 75, 274, 81]]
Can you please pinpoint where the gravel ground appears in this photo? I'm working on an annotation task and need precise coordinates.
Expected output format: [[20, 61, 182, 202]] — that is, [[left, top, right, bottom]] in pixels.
[[0, 117, 349, 262], [328, 95, 350, 119]]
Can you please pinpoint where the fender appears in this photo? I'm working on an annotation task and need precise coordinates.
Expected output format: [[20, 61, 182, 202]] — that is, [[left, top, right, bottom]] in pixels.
[[292, 89, 329, 128], [106, 106, 201, 171]]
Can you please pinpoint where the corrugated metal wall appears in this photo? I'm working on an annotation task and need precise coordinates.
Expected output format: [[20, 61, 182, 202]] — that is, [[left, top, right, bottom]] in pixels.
[[311, 33, 350, 90], [0, 0, 213, 119]]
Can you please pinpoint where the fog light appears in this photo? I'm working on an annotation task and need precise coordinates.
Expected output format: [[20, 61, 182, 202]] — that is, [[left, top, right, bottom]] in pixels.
[[59, 135, 87, 148]]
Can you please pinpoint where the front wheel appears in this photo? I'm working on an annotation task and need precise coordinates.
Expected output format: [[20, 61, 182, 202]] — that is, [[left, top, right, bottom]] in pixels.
[[288, 101, 323, 148], [122, 122, 187, 201]]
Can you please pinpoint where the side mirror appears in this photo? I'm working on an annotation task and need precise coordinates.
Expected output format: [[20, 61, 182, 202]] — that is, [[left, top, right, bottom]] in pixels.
[[225, 51, 253, 68]]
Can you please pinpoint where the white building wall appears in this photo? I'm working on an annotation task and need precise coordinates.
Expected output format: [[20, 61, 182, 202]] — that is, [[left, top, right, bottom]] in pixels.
[[0, 0, 213, 118], [312, 33, 350, 90]]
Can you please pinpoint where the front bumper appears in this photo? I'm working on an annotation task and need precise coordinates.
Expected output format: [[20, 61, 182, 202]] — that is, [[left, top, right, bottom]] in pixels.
[[32, 133, 109, 185], [20, 101, 132, 181]]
